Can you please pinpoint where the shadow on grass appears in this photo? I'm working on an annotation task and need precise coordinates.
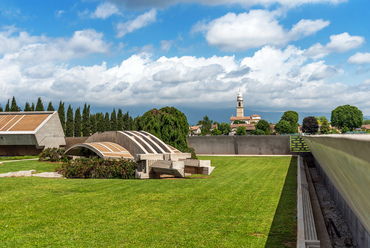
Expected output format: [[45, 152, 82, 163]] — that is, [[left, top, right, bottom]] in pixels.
[[265, 156, 297, 248]]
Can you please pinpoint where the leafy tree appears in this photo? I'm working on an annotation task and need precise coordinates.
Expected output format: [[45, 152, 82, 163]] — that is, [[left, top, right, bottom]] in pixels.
[[233, 120, 246, 124], [35, 97, 45, 111], [117, 109, 124, 131], [211, 128, 222, 135], [280, 110, 299, 133], [252, 129, 265, 135], [330, 128, 340, 134], [255, 120, 270, 132], [331, 105, 363, 130], [5, 99, 10, 112], [236, 126, 246, 135], [341, 126, 349, 134], [315, 116, 327, 125], [274, 120, 291, 134], [74, 107, 82, 137], [363, 119, 370, 125], [134, 107, 190, 152], [110, 109, 117, 131], [104, 112, 111, 131], [66, 105, 74, 137], [302, 116, 319, 134], [82, 104, 90, 136], [57, 101, 65, 134], [0, 104, 3, 112], [10, 96, 21, 111], [24, 102, 32, 111], [198, 115, 213, 135], [218, 123, 231, 135], [47, 101, 54, 111], [320, 117, 331, 134]]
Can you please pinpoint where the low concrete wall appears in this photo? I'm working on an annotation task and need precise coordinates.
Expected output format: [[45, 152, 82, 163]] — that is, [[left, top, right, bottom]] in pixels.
[[187, 135, 291, 155], [64, 137, 88, 150], [304, 135, 370, 248]]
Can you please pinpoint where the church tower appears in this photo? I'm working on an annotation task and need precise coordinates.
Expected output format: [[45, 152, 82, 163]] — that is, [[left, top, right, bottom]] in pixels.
[[236, 90, 244, 117]]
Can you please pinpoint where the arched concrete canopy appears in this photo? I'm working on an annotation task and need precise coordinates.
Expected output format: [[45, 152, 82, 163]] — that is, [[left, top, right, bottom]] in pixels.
[[65, 142, 133, 160]]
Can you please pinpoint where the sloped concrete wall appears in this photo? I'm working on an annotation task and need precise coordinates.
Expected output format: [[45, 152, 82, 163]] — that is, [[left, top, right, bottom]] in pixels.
[[304, 135, 370, 248], [187, 135, 290, 155]]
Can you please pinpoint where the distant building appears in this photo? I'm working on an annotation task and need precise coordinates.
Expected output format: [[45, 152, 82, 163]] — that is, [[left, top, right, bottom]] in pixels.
[[230, 90, 261, 129], [189, 125, 201, 135]]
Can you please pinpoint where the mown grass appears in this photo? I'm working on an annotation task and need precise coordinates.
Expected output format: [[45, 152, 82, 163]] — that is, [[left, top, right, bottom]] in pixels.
[[0, 156, 296, 247], [0, 160, 56, 174], [0, 155, 38, 161]]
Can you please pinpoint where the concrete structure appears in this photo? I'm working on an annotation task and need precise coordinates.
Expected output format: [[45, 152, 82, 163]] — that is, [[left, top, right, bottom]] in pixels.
[[188, 135, 291, 155], [304, 134, 370, 248], [65, 131, 214, 179], [0, 111, 66, 155], [230, 90, 261, 126]]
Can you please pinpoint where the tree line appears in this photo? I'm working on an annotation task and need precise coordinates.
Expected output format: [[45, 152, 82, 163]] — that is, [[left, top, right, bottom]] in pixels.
[[0, 96, 134, 137]]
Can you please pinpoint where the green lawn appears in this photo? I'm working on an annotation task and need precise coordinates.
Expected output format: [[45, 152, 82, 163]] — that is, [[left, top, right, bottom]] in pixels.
[[0, 156, 297, 247], [0, 160, 56, 174]]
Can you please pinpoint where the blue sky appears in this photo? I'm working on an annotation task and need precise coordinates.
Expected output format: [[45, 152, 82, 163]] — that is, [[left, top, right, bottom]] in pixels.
[[0, 0, 369, 123]]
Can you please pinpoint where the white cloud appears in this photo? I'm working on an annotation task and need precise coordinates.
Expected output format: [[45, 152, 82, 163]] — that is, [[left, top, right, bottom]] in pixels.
[[117, 9, 157, 37], [192, 10, 329, 51], [306, 32, 365, 58], [108, 0, 346, 9], [348, 52, 370, 64], [91, 2, 120, 19], [160, 40, 173, 52]]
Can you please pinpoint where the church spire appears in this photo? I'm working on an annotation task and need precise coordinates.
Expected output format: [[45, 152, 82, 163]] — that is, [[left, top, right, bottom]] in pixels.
[[236, 90, 244, 117]]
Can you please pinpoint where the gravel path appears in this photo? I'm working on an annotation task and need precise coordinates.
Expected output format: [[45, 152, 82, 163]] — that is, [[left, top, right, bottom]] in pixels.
[[309, 167, 358, 248]]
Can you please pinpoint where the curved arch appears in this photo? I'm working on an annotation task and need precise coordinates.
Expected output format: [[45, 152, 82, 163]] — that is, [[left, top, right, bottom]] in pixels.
[[65, 142, 134, 160]]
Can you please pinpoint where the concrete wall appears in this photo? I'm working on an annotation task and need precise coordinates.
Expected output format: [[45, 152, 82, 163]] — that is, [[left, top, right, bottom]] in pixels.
[[64, 137, 88, 150], [304, 135, 370, 248], [187, 135, 291, 155]]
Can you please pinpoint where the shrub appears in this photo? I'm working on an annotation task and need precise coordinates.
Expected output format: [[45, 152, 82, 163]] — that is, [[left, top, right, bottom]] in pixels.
[[55, 157, 137, 179], [182, 146, 198, 159], [39, 148, 67, 162]]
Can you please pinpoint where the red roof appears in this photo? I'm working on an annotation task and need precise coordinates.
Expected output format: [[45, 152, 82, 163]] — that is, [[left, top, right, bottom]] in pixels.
[[250, 114, 261, 117], [230, 116, 251, 121], [231, 123, 256, 131], [361, 124, 370, 130]]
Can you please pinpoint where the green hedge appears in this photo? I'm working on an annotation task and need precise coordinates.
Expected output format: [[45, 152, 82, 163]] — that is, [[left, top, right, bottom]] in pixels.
[[39, 148, 67, 162], [55, 157, 137, 179]]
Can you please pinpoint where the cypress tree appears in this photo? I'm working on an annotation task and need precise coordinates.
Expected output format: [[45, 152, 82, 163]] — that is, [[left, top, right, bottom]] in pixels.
[[10, 96, 21, 111], [82, 103, 91, 136], [0, 104, 3, 112], [58, 101, 66, 134], [104, 112, 111, 131], [90, 114, 97, 134], [47, 101, 55, 111], [96, 113, 105, 132], [5, 99, 10, 112], [66, 105, 74, 137], [74, 107, 82, 137], [110, 109, 117, 131], [24, 102, 32, 111], [31, 102, 35, 111], [35, 97, 45, 111], [117, 109, 123, 131], [123, 111, 134, 130]]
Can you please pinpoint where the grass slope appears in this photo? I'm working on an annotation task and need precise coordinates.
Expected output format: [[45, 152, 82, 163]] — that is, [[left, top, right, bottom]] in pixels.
[[0, 156, 296, 247]]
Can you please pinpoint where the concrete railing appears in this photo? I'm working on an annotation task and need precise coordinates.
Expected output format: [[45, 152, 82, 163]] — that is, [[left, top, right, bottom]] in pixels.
[[297, 156, 320, 248], [303, 135, 370, 248]]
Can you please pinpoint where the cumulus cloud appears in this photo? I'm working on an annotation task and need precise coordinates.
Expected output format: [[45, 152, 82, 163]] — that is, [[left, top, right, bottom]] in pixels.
[[306, 32, 365, 58], [0, 26, 369, 115], [348, 52, 370, 64], [91, 2, 120, 19], [192, 10, 329, 51], [117, 9, 157, 37], [108, 0, 346, 10]]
